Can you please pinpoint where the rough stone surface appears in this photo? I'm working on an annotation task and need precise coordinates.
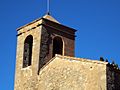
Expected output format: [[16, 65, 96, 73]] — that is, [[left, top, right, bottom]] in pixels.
[[15, 54, 108, 90], [39, 26, 51, 71], [38, 55, 107, 90], [14, 19, 42, 90], [38, 25, 75, 72], [107, 65, 120, 90]]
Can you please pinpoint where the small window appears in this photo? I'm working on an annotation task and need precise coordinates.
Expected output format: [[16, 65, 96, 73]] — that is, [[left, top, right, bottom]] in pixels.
[[23, 35, 33, 68], [52, 37, 63, 57]]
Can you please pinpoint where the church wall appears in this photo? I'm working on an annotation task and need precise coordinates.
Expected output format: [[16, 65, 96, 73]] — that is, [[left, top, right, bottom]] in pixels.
[[39, 26, 52, 71], [64, 36, 75, 56], [107, 66, 120, 90], [38, 55, 107, 90], [14, 23, 42, 90], [38, 25, 75, 71], [44, 25, 75, 57]]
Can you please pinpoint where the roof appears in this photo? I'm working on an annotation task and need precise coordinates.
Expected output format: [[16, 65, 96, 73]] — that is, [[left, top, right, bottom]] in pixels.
[[55, 55, 108, 65], [40, 54, 108, 71], [17, 14, 60, 30], [43, 14, 60, 24]]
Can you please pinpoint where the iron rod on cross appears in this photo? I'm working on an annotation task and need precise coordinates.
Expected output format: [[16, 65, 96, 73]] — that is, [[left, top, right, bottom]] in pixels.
[[47, 0, 50, 15]]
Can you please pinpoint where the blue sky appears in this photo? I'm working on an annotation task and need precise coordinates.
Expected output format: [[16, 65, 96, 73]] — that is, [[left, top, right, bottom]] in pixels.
[[0, 0, 120, 90]]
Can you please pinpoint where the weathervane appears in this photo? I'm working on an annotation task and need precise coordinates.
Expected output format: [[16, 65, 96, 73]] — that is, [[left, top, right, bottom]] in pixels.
[[47, 0, 50, 15]]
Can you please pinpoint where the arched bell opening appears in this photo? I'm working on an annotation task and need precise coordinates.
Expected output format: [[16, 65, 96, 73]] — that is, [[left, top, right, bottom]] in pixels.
[[52, 36, 63, 57], [23, 35, 33, 68]]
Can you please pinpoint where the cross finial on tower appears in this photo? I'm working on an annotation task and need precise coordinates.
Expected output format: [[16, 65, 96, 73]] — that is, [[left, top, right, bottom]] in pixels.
[[47, 0, 50, 15]]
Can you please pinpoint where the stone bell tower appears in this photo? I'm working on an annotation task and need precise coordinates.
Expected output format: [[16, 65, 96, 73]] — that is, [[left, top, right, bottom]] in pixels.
[[14, 14, 76, 90]]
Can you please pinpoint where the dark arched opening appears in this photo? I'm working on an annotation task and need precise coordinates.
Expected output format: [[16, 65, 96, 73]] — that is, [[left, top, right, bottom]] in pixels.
[[23, 35, 33, 68], [53, 37, 63, 57]]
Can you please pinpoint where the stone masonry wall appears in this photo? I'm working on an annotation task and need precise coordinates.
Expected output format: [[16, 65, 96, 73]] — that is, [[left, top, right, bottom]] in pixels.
[[38, 55, 107, 90], [39, 26, 51, 72], [38, 24, 75, 73], [107, 65, 120, 90], [14, 20, 42, 90]]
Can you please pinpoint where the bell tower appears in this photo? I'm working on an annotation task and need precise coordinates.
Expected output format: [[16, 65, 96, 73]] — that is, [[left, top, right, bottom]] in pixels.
[[14, 14, 76, 90]]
